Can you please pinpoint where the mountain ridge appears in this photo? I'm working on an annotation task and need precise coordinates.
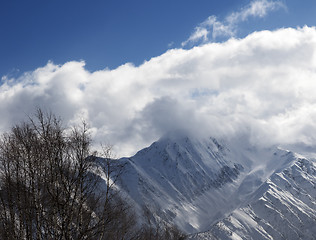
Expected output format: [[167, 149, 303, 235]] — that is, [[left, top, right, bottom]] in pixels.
[[190, 156, 316, 239], [108, 132, 314, 237]]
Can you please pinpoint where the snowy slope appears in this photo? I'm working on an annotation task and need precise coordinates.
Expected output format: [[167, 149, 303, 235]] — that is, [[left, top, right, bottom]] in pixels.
[[114, 133, 302, 234], [190, 156, 316, 240]]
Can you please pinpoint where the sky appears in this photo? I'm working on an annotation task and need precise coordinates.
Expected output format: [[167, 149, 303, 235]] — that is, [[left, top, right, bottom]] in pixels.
[[2, 0, 316, 157]]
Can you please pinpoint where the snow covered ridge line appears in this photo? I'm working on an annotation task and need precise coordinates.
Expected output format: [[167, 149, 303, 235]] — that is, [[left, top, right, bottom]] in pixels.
[[93, 132, 316, 238], [190, 157, 316, 240]]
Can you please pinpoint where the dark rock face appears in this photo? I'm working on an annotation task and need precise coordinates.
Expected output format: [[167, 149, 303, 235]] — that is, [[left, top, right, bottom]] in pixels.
[[212, 164, 244, 188]]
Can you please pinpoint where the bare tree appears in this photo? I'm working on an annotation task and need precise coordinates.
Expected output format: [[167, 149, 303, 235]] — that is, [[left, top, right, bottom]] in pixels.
[[133, 207, 187, 240], [0, 109, 136, 240]]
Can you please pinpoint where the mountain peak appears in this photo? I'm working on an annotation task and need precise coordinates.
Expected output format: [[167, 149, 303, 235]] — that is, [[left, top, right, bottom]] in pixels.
[[114, 133, 305, 233]]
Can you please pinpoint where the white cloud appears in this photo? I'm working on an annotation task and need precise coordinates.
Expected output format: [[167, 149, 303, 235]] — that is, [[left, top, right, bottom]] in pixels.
[[182, 0, 285, 46], [230, 0, 285, 21], [1, 27, 316, 157], [181, 27, 210, 47]]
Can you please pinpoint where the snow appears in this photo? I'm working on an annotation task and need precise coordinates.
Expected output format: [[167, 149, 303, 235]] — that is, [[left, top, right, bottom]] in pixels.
[[191, 155, 316, 239], [93, 131, 316, 239]]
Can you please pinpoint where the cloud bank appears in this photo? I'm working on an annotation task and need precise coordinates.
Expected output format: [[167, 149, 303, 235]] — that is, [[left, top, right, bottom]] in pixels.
[[182, 0, 285, 46], [1, 26, 316, 156]]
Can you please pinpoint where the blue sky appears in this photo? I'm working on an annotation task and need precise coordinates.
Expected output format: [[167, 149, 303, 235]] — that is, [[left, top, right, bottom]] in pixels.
[[2, 0, 316, 156], [1, 0, 316, 77]]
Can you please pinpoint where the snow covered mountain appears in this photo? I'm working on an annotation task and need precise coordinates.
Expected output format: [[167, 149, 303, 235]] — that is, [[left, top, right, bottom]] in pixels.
[[190, 157, 316, 240], [118, 133, 245, 232], [112, 132, 316, 239]]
